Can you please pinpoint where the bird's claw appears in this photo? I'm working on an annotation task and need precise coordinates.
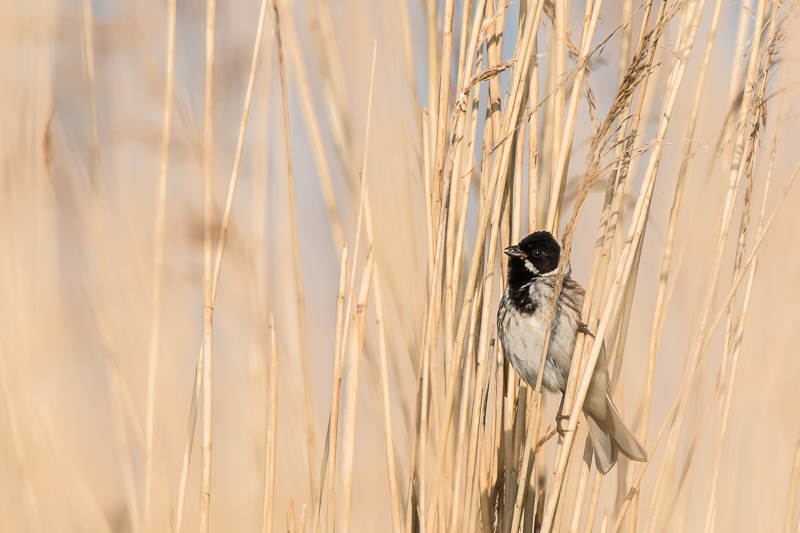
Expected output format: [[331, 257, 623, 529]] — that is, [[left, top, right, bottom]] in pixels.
[[556, 414, 570, 436]]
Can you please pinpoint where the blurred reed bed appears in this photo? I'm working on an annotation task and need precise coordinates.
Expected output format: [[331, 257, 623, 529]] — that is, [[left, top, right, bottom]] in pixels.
[[2, 0, 800, 532]]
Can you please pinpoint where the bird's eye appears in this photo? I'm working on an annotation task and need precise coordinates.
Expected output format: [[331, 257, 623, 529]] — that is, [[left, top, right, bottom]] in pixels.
[[532, 250, 542, 258]]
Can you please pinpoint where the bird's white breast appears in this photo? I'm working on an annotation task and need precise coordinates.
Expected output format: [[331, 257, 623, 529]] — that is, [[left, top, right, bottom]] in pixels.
[[497, 277, 582, 394]]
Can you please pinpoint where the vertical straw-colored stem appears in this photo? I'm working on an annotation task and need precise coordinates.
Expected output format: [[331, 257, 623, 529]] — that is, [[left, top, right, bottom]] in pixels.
[[786, 431, 800, 533], [143, 0, 177, 523], [289, 500, 297, 533], [546, 0, 567, 235], [174, 2, 270, 526], [426, 0, 439, 215], [299, 504, 308, 533], [315, 244, 347, 533], [280, 2, 344, 246], [528, 36, 539, 234], [374, 264, 403, 533], [641, 1, 767, 529], [540, 5, 705, 527], [82, 0, 140, 528], [273, 0, 318, 508], [433, 0, 455, 189], [199, 0, 216, 529], [262, 317, 279, 533], [547, 0, 603, 237], [637, 0, 724, 514], [704, 27, 780, 525], [339, 249, 376, 533]]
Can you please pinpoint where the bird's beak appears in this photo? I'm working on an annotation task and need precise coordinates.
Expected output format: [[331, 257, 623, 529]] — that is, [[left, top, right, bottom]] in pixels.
[[504, 245, 526, 259]]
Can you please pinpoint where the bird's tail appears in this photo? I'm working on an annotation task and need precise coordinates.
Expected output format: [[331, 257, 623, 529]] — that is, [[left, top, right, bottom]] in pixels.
[[585, 393, 647, 475]]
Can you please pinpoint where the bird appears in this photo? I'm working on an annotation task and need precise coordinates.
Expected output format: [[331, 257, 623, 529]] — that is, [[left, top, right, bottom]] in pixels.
[[496, 230, 646, 474]]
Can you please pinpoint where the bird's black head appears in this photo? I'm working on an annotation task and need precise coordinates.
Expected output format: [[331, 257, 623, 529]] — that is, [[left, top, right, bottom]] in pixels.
[[504, 231, 561, 286]]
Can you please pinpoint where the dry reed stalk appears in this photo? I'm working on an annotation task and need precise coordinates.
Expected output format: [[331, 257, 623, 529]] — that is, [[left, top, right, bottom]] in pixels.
[[280, 1, 344, 246], [338, 247, 376, 533], [461, 192, 511, 532], [313, 244, 347, 533], [600, 509, 610, 533], [649, 362, 724, 532], [442, 0, 506, 422], [173, 0, 272, 525], [199, 0, 216, 529], [154, 436, 175, 529], [535, 0, 606, 520], [262, 316, 279, 533], [273, 0, 318, 508], [468, 335, 498, 533], [423, 108, 434, 284], [444, 84, 477, 394], [175, 348, 203, 533], [396, 0, 421, 120], [289, 499, 297, 533], [490, 339, 505, 492], [539, 1, 705, 525], [302, 0, 359, 183], [640, 0, 768, 527], [702, 260, 756, 530], [569, 114, 640, 533], [0, 341, 43, 532], [566, 440, 593, 533], [451, 0, 544, 492], [609, 390, 685, 533], [142, 0, 177, 522], [424, 35, 536, 527], [546, 0, 568, 235], [82, 291, 140, 532], [548, 0, 603, 236], [323, 40, 378, 531], [703, 11, 783, 530], [173, 0, 273, 527], [299, 504, 308, 533], [528, 35, 540, 234], [700, 157, 799, 348], [461, 317, 487, 532], [657, 0, 756, 325], [250, 46, 272, 529], [192, 5, 276, 516], [588, 0, 660, 346], [647, 9, 721, 520], [343, 46, 399, 527], [503, 357, 519, 531], [634, 0, 725, 523], [615, 156, 799, 526], [80, 0, 103, 260], [426, 0, 439, 209], [583, 470, 603, 533], [454, 0, 471, 89], [418, 220, 449, 533], [444, 24, 488, 415], [373, 264, 403, 533], [483, 0, 504, 144], [512, 112, 525, 248], [787, 430, 800, 533], [80, 0, 140, 528], [511, 383, 529, 489], [510, 404, 544, 532], [448, 278, 482, 531], [427, 287, 444, 450], [173, 0, 272, 500], [433, 0, 455, 191], [442, 5, 549, 527]]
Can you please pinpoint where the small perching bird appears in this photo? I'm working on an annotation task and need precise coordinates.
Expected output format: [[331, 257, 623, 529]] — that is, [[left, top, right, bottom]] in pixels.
[[496, 231, 646, 474]]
